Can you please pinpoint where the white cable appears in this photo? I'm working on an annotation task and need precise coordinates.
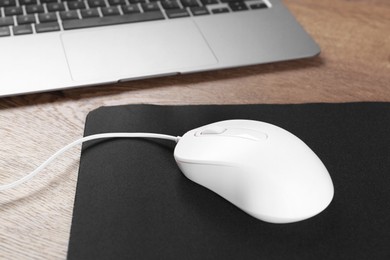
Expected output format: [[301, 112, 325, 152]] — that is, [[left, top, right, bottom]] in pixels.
[[0, 133, 181, 191]]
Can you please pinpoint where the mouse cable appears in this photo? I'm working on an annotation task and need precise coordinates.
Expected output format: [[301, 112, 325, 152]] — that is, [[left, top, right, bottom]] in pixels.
[[0, 133, 181, 191]]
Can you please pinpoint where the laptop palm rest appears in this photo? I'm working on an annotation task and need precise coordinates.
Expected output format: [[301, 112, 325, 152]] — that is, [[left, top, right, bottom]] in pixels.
[[61, 20, 217, 82]]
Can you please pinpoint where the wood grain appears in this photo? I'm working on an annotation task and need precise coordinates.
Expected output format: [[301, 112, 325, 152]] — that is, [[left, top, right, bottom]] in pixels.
[[0, 0, 389, 259]]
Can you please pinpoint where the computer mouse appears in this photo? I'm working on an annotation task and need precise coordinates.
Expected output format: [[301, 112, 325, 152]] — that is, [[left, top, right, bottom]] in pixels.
[[174, 120, 334, 224]]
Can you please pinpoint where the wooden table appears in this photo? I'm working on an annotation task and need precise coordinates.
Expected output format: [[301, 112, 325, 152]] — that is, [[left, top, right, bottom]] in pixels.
[[1, 0, 389, 258]]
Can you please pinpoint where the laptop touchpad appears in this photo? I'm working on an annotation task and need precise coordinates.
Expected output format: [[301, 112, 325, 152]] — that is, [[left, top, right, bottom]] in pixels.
[[61, 20, 217, 82]]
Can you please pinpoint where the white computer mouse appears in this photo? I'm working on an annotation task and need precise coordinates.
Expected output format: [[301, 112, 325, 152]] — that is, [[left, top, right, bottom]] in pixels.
[[174, 119, 334, 224]]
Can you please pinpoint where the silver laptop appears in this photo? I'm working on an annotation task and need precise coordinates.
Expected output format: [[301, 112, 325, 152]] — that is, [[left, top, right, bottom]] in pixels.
[[0, 0, 319, 97]]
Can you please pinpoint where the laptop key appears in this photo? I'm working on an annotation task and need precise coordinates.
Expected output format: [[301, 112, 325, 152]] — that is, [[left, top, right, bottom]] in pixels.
[[229, 1, 248, 11], [161, 0, 180, 10], [121, 4, 140, 14], [4, 6, 23, 16], [26, 4, 45, 13], [35, 21, 60, 33], [181, 0, 199, 7], [88, 0, 106, 8], [41, 0, 58, 3], [200, 0, 218, 5], [165, 8, 189, 18], [0, 27, 11, 37], [0, 17, 14, 26], [63, 11, 165, 30], [108, 0, 126, 5], [60, 10, 80, 20], [19, 0, 37, 4], [211, 7, 229, 13], [17, 14, 36, 24], [190, 6, 209, 16], [80, 8, 100, 18], [0, 0, 16, 7], [128, 0, 146, 3], [250, 2, 267, 9], [13, 24, 33, 35], [141, 2, 160, 12], [47, 2, 66, 12], [67, 1, 86, 10], [101, 6, 120, 16], [39, 12, 58, 23]]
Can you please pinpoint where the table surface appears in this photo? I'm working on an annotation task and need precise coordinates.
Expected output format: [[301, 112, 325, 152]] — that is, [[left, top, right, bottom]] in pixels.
[[1, 0, 389, 258]]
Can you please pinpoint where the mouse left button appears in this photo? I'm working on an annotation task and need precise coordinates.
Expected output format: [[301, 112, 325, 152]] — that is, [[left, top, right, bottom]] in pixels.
[[197, 126, 227, 135], [223, 129, 268, 141]]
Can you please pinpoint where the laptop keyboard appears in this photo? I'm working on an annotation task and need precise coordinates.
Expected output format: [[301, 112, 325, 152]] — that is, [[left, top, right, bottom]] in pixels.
[[0, 0, 269, 37]]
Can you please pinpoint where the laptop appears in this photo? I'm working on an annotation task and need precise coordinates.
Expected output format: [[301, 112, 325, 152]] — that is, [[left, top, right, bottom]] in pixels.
[[0, 0, 320, 97]]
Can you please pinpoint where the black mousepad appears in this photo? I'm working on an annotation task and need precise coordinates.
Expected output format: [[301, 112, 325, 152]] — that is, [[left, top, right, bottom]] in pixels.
[[68, 103, 390, 259]]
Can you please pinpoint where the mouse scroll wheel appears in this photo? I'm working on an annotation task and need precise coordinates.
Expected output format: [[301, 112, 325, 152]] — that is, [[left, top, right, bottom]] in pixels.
[[200, 126, 227, 135]]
